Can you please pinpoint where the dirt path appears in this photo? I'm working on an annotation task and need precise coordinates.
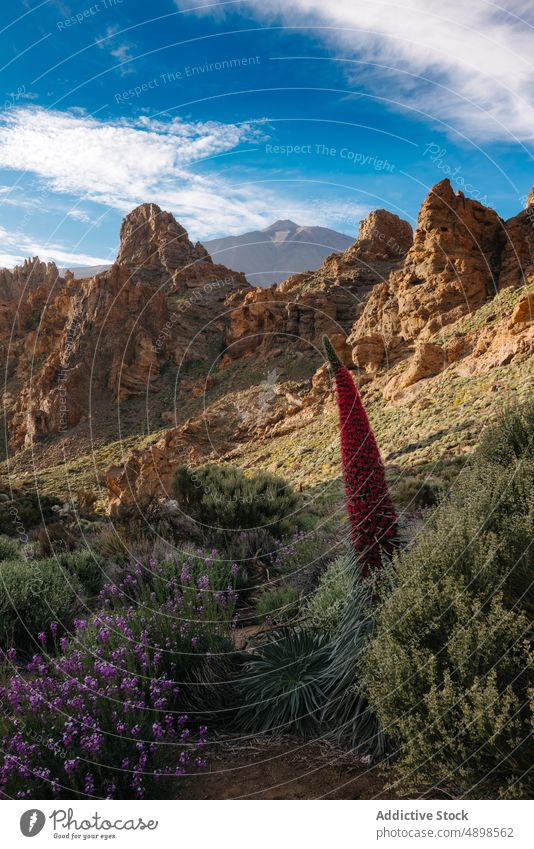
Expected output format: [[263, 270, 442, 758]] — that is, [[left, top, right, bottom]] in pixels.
[[181, 735, 399, 800]]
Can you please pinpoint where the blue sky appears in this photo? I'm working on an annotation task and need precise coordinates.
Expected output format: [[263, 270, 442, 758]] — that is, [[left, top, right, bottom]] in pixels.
[[0, 0, 532, 267]]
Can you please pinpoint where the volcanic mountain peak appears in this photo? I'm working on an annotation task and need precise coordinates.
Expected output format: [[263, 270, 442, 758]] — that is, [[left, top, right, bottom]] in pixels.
[[204, 219, 354, 285], [263, 219, 299, 232]]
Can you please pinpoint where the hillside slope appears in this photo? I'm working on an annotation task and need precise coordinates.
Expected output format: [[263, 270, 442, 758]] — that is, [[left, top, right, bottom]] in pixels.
[[1, 180, 533, 516]]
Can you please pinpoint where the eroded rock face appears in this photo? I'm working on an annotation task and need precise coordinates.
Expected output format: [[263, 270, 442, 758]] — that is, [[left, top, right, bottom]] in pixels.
[[102, 184, 534, 511], [349, 208, 413, 262], [511, 292, 534, 324], [6, 206, 250, 449], [383, 342, 446, 400], [2, 182, 533, 514], [353, 179, 505, 346], [498, 188, 534, 290], [10, 265, 170, 448], [104, 363, 334, 514], [116, 203, 209, 284], [0, 260, 65, 372], [0, 257, 62, 302], [351, 332, 388, 372], [223, 209, 412, 361]]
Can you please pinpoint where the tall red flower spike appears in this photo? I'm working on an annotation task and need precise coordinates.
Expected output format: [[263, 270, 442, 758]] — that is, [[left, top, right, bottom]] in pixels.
[[324, 335, 398, 575]]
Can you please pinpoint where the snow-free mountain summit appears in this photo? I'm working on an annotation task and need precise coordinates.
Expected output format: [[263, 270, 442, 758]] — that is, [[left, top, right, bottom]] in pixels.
[[204, 220, 354, 285]]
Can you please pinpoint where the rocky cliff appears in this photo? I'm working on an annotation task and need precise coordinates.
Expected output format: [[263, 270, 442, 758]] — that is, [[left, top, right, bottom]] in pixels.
[[351, 179, 504, 357], [3, 203, 249, 450], [116, 202, 209, 285], [223, 208, 413, 363], [1, 182, 533, 513], [101, 181, 533, 512]]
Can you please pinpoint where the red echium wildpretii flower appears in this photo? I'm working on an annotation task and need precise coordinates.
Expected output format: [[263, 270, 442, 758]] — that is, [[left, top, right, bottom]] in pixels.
[[324, 335, 398, 575]]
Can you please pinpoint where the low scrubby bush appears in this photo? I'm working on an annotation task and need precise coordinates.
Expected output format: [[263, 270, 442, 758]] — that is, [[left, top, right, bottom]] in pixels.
[[222, 526, 278, 564], [0, 535, 21, 562], [255, 584, 300, 624], [391, 475, 441, 510], [303, 553, 352, 634], [0, 490, 60, 536], [170, 546, 248, 593], [0, 557, 238, 798], [172, 464, 303, 542], [56, 551, 108, 597], [0, 636, 208, 799], [362, 403, 534, 798], [477, 399, 534, 465], [91, 525, 130, 563], [272, 528, 340, 585], [93, 559, 237, 672], [36, 521, 79, 556], [0, 558, 82, 653]]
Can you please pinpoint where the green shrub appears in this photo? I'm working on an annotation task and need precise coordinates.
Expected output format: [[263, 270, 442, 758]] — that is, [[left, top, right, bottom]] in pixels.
[[130, 545, 249, 594], [362, 409, 534, 798], [477, 399, 534, 465], [303, 553, 352, 634], [0, 562, 215, 799], [171, 464, 303, 542], [0, 559, 82, 652], [236, 629, 330, 736], [273, 529, 341, 585], [78, 559, 236, 683], [255, 584, 300, 624], [0, 535, 22, 562], [92, 525, 130, 563], [0, 490, 60, 536], [222, 526, 278, 564], [56, 550, 107, 596], [391, 475, 441, 510], [36, 521, 79, 556]]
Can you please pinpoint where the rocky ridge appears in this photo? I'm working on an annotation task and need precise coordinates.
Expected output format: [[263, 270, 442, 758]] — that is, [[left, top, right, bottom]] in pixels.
[[1, 181, 533, 513], [3, 204, 249, 450], [223, 209, 413, 363], [102, 181, 534, 511]]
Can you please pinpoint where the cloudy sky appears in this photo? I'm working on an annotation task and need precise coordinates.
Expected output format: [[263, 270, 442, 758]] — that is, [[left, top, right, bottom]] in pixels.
[[0, 0, 532, 267]]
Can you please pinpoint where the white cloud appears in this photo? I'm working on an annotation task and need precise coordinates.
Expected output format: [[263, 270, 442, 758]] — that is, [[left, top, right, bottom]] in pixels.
[[0, 107, 274, 237], [0, 106, 366, 241], [66, 208, 98, 224], [177, 0, 534, 142], [100, 26, 137, 76], [0, 186, 39, 211], [0, 224, 111, 269]]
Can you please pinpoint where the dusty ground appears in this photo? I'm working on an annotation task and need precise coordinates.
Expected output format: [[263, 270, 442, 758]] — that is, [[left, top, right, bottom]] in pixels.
[[181, 735, 399, 800]]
